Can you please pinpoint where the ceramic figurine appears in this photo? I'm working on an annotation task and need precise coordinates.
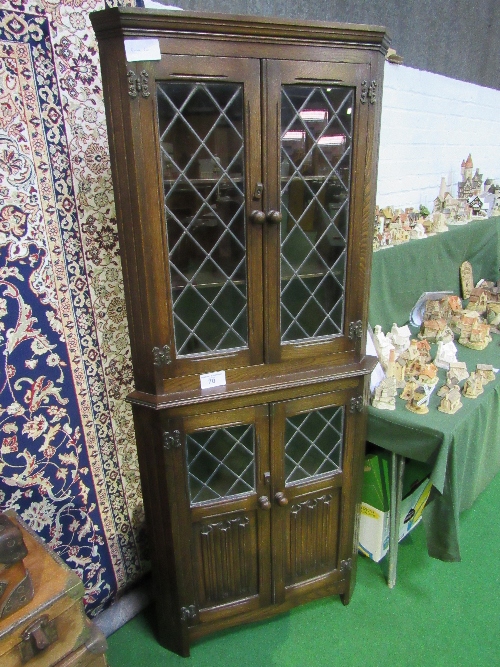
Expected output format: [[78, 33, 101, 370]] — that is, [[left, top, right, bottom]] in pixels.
[[410, 220, 426, 240], [462, 371, 484, 399], [462, 372, 484, 398], [417, 363, 439, 386], [447, 361, 469, 384], [400, 379, 419, 401], [486, 303, 500, 331], [467, 194, 487, 217], [476, 363, 495, 385], [372, 324, 396, 370], [434, 340, 458, 370], [372, 377, 397, 410], [386, 349, 406, 387], [457, 155, 482, 200], [459, 320, 491, 350], [467, 288, 489, 315], [450, 309, 480, 337], [438, 386, 463, 414], [405, 384, 434, 414], [437, 380, 459, 397], [387, 323, 411, 355], [434, 212, 449, 233], [419, 318, 453, 343], [460, 261, 474, 299]]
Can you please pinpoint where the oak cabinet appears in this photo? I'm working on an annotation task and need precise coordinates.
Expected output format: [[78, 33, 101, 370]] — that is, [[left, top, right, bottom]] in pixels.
[[91, 7, 388, 657]]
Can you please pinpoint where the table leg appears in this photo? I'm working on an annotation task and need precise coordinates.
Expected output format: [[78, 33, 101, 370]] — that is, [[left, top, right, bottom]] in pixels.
[[388, 452, 405, 588]]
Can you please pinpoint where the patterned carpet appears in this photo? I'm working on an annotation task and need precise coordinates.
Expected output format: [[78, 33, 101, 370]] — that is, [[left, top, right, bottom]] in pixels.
[[0, 0, 146, 615]]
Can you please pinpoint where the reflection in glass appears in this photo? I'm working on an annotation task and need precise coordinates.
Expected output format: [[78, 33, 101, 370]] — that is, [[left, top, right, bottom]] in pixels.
[[285, 406, 344, 485], [156, 82, 248, 356], [186, 425, 255, 504], [280, 85, 353, 342]]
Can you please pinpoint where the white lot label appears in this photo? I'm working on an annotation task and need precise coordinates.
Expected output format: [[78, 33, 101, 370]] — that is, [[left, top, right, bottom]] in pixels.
[[125, 38, 161, 62], [200, 370, 226, 390]]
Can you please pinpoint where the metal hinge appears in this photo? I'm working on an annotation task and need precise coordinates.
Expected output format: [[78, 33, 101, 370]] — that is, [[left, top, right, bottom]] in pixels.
[[349, 396, 364, 413], [340, 558, 353, 574], [127, 70, 150, 99], [153, 344, 171, 367], [348, 320, 363, 340], [163, 430, 181, 450], [360, 80, 377, 104], [180, 605, 197, 622]]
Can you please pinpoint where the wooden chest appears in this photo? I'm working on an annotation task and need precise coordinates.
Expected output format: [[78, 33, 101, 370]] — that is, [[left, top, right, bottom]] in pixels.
[[0, 512, 94, 667]]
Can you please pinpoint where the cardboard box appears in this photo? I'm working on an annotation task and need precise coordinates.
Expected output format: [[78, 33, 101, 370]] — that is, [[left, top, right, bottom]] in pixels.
[[358, 450, 432, 562]]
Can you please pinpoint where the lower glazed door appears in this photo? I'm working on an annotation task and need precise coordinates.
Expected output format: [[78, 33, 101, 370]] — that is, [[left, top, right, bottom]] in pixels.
[[270, 390, 357, 605], [180, 405, 272, 629]]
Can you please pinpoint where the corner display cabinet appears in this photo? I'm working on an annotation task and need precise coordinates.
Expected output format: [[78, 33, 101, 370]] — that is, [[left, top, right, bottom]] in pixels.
[[91, 7, 389, 657]]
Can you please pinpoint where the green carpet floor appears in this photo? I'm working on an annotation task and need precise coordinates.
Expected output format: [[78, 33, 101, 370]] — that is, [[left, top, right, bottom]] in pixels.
[[106, 471, 500, 666]]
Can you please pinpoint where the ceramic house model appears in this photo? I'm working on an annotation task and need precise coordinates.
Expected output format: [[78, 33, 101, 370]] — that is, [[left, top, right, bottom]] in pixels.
[[400, 379, 419, 401], [372, 377, 398, 410], [468, 288, 489, 314], [462, 371, 484, 399], [434, 340, 458, 370], [459, 320, 492, 350], [405, 385, 432, 414], [447, 361, 469, 384], [476, 364, 495, 384], [388, 323, 412, 354], [438, 386, 463, 414], [419, 318, 453, 343], [457, 154, 483, 200]]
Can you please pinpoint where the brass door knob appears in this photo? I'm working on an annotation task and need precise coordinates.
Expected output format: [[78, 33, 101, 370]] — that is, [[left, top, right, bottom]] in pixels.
[[250, 210, 266, 224], [274, 492, 288, 506], [258, 495, 271, 510], [266, 210, 282, 224]]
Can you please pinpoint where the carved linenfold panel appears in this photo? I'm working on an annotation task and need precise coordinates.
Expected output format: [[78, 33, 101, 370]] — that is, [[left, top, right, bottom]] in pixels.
[[197, 515, 258, 606], [287, 492, 340, 584]]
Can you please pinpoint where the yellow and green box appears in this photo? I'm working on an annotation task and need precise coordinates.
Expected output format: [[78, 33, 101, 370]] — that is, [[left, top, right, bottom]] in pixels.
[[358, 449, 432, 562]]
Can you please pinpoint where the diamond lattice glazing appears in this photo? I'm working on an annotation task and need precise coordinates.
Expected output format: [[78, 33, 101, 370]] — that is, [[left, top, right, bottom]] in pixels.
[[280, 86, 353, 342], [285, 406, 344, 484], [156, 82, 248, 356], [186, 424, 255, 504]]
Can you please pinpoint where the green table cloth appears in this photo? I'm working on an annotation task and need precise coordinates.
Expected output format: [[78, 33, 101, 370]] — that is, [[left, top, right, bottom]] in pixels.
[[367, 217, 500, 561]]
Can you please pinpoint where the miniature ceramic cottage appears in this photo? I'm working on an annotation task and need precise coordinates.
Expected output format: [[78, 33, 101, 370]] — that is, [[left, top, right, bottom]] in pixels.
[[462, 371, 484, 399], [372, 377, 398, 410], [434, 340, 458, 370], [373, 325, 396, 370], [486, 302, 500, 329], [468, 288, 489, 314], [417, 363, 439, 386], [405, 385, 432, 414], [388, 323, 412, 354], [386, 349, 406, 387], [447, 361, 469, 384], [438, 386, 463, 414], [400, 379, 419, 401], [461, 321, 491, 350], [476, 364, 495, 385], [419, 318, 453, 343]]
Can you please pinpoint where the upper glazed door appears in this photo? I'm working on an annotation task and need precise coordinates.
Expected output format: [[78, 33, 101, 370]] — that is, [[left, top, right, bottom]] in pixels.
[[154, 55, 264, 377], [262, 60, 371, 365]]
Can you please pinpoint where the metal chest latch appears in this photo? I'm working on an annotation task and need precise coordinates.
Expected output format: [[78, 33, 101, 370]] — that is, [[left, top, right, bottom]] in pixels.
[[20, 614, 58, 662]]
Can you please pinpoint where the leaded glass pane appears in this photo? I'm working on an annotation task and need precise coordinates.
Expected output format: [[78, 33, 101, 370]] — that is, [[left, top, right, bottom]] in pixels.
[[280, 85, 353, 342], [285, 406, 344, 485], [157, 82, 248, 356], [186, 424, 255, 505]]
